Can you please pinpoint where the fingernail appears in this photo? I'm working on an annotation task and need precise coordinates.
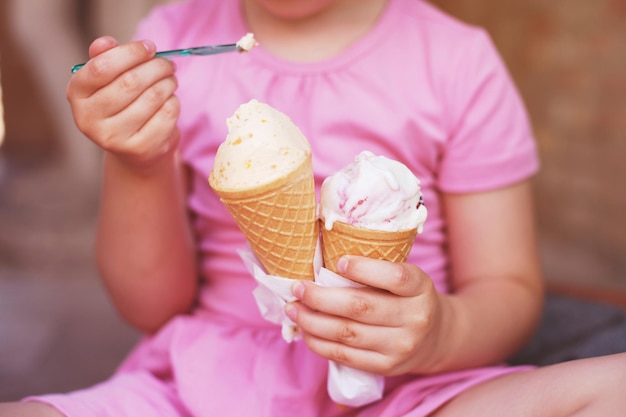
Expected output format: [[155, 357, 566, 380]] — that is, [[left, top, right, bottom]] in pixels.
[[336, 256, 349, 273], [285, 304, 297, 321], [292, 281, 305, 299], [105, 36, 120, 47], [142, 40, 156, 54]]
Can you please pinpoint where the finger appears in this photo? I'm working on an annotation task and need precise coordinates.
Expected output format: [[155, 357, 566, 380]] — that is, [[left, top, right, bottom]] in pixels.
[[338, 256, 431, 297], [132, 94, 181, 154], [89, 58, 177, 119], [73, 40, 157, 96], [80, 72, 177, 148], [88, 36, 120, 58], [117, 94, 180, 160], [103, 91, 180, 160], [74, 60, 177, 137], [301, 332, 399, 376], [293, 280, 403, 326], [289, 301, 397, 351]]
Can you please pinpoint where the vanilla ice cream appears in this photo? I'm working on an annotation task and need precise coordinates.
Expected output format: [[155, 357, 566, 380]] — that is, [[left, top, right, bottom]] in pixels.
[[210, 99, 311, 191], [236, 33, 257, 52], [320, 151, 427, 233]]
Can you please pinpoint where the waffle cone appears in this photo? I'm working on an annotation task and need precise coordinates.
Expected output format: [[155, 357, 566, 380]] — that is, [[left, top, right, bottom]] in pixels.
[[320, 219, 417, 273], [209, 158, 317, 280]]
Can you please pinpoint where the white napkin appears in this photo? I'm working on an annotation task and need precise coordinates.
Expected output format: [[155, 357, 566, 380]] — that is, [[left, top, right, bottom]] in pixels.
[[238, 245, 385, 407]]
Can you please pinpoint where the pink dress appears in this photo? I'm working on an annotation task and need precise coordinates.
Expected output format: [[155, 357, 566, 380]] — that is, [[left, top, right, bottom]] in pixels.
[[28, 0, 539, 415]]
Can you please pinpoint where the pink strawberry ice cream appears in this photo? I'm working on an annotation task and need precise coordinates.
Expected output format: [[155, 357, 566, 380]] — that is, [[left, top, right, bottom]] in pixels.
[[320, 151, 427, 233]]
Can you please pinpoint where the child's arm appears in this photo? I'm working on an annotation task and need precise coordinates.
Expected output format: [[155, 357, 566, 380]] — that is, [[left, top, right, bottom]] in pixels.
[[67, 37, 198, 333], [286, 179, 543, 376], [95, 152, 198, 334], [433, 179, 544, 371]]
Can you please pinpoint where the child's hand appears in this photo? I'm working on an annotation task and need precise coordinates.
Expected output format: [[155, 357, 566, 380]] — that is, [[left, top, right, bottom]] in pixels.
[[286, 256, 448, 376], [66, 36, 180, 173]]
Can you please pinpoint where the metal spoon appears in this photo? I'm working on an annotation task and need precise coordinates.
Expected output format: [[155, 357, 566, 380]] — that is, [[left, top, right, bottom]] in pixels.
[[70, 43, 244, 73]]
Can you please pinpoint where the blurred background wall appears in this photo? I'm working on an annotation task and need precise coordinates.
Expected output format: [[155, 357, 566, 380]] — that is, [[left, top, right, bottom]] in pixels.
[[0, 0, 625, 401], [432, 0, 626, 294], [0, 0, 166, 400]]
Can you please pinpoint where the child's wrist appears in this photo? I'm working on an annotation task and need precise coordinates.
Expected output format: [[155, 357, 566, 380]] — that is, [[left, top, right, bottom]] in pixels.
[[417, 292, 459, 375], [105, 148, 178, 179]]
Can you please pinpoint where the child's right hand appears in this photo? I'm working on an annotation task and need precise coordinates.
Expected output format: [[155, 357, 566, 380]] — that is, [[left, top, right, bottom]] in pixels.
[[67, 36, 180, 173]]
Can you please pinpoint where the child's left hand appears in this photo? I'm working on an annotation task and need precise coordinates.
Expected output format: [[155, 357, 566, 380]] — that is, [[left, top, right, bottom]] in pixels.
[[286, 255, 449, 376]]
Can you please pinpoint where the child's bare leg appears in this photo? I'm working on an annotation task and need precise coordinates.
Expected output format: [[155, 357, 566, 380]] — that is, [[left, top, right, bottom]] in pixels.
[[0, 402, 64, 417], [432, 352, 626, 417]]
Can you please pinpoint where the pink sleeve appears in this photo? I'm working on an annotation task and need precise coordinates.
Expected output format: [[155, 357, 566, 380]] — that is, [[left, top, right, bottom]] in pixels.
[[131, 6, 175, 50], [437, 30, 539, 193]]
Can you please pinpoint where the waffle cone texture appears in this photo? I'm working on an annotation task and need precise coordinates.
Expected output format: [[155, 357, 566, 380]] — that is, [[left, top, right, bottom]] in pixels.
[[209, 158, 317, 280], [320, 219, 417, 273]]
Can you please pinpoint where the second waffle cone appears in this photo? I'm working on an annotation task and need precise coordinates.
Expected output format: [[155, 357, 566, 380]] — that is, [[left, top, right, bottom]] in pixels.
[[320, 220, 417, 273]]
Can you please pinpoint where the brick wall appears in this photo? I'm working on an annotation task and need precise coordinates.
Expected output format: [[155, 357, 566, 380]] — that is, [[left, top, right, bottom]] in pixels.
[[432, 0, 626, 290], [0, 0, 58, 162]]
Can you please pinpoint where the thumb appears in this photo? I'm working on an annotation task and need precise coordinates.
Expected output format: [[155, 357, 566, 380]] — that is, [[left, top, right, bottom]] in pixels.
[[88, 36, 121, 59]]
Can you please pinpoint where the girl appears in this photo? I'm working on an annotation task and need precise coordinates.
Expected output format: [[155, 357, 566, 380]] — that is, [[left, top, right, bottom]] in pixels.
[[3, 0, 624, 415]]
